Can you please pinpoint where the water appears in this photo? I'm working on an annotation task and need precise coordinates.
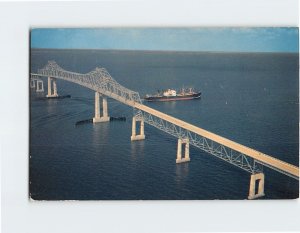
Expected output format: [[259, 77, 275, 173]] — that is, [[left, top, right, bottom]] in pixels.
[[30, 49, 299, 200]]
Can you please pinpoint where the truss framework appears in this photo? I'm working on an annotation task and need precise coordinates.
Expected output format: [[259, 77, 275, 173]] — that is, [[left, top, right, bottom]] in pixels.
[[30, 74, 43, 81], [32, 61, 142, 104], [134, 108, 264, 174]]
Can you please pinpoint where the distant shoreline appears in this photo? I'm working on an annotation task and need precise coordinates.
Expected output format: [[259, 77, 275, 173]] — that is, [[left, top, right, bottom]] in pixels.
[[30, 48, 298, 55]]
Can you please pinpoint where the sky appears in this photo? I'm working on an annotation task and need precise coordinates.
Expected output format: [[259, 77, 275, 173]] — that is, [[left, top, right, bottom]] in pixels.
[[31, 28, 299, 53]]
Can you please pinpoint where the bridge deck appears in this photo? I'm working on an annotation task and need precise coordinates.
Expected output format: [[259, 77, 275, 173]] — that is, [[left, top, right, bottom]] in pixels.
[[133, 102, 299, 178], [64, 88, 299, 178]]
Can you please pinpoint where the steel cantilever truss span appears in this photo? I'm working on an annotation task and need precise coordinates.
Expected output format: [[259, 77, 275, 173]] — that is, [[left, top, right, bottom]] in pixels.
[[31, 61, 299, 181], [33, 61, 142, 105]]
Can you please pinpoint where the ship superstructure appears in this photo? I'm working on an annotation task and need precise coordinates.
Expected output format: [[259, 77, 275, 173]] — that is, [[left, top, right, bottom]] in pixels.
[[144, 88, 201, 102]]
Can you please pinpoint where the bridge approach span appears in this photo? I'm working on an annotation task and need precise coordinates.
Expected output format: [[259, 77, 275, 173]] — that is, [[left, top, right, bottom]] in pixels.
[[133, 102, 299, 179]]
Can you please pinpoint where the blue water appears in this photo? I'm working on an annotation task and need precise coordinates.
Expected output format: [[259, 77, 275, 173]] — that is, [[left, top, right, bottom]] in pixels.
[[30, 49, 299, 200]]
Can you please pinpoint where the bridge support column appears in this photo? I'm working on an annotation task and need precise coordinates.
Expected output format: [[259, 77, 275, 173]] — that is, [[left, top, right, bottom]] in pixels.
[[30, 79, 35, 88], [36, 80, 44, 92], [248, 173, 265, 200], [93, 92, 110, 123], [131, 116, 145, 141], [176, 138, 190, 163], [46, 77, 58, 98], [47, 77, 51, 96], [53, 79, 58, 96], [102, 96, 109, 119]]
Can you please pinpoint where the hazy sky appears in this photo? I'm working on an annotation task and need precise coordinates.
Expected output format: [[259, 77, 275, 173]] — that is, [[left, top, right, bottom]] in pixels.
[[31, 28, 298, 52]]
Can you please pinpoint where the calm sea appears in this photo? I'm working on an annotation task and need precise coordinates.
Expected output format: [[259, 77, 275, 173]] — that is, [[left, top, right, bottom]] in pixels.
[[30, 49, 299, 200]]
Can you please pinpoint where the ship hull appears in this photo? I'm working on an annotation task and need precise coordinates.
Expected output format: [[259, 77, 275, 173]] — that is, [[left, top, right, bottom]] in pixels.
[[144, 92, 201, 102]]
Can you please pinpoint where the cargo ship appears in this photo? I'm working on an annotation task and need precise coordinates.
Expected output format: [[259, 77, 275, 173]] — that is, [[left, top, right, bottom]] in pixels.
[[144, 88, 201, 102]]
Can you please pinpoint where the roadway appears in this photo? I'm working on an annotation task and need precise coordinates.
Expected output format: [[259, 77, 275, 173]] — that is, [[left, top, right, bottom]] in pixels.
[[133, 102, 299, 179]]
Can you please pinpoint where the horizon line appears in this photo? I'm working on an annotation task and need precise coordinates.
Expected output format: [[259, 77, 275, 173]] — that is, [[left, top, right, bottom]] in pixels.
[[30, 47, 299, 54]]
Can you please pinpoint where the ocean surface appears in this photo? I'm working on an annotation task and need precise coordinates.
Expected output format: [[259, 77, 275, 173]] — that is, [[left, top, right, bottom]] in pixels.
[[30, 49, 299, 200]]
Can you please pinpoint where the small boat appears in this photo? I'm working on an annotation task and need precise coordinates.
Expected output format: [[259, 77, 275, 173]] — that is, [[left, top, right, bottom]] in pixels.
[[144, 88, 201, 102]]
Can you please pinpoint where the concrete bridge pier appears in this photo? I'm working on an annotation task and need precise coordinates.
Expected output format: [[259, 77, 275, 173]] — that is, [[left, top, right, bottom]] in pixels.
[[53, 79, 58, 96], [248, 173, 265, 199], [176, 138, 190, 163], [30, 79, 35, 88], [46, 77, 58, 97], [93, 92, 110, 123], [36, 80, 44, 92], [131, 116, 145, 141]]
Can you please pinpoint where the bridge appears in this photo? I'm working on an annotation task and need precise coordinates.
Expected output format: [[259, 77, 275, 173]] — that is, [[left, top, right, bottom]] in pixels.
[[30, 75, 44, 93], [31, 61, 299, 200]]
